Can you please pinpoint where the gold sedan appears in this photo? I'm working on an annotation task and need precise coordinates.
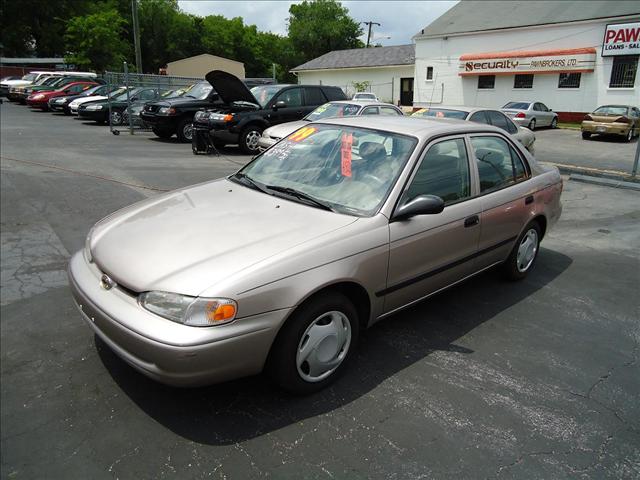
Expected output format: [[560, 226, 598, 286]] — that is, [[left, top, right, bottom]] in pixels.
[[581, 105, 640, 142]]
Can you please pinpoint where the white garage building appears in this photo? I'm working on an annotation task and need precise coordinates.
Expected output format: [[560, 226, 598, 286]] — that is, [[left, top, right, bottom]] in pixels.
[[291, 45, 415, 106], [413, 1, 640, 121]]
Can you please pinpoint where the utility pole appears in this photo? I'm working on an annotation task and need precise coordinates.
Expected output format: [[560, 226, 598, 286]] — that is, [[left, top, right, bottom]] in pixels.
[[131, 0, 142, 73], [362, 21, 381, 48]]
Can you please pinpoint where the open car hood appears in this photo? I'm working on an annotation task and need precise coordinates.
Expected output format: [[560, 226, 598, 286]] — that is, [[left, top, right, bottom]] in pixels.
[[205, 70, 260, 106]]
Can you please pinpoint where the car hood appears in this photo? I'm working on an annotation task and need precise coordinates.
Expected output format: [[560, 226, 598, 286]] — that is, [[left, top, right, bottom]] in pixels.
[[146, 96, 218, 109], [90, 178, 358, 295], [70, 95, 108, 106], [264, 120, 309, 139], [2, 80, 31, 87], [205, 70, 260, 106]]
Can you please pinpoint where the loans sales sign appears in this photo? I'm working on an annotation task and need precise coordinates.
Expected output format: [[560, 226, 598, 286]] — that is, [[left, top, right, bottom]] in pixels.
[[602, 22, 640, 56], [459, 48, 597, 75]]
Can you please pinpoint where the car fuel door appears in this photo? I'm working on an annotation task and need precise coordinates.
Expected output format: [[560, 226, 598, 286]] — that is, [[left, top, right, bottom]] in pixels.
[[383, 136, 481, 314]]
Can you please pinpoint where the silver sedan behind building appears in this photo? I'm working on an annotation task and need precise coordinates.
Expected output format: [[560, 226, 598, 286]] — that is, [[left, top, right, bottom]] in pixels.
[[501, 101, 558, 130], [69, 116, 562, 394]]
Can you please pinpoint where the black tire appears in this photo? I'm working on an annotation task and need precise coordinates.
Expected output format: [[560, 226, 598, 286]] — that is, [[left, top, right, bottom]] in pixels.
[[582, 131, 591, 139], [267, 291, 359, 395], [176, 118, 194, 143], [502, 221, 542, 281], [239, 125, 264, 154], [551, 117, 558, 129], [528, 118, 536, 130], [152, 126, 174, 139], [625, 128, 633, 142], [110, 109, 123, 126]]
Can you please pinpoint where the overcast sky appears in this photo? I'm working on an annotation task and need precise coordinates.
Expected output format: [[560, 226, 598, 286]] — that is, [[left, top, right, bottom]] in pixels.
[[178, 1, 459, 46]]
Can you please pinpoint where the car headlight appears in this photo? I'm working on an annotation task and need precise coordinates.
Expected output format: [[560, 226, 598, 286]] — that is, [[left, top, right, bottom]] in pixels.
[[139, 291, 237, 327], [209, 113, 234, 122], [33, 94, 45, 100], [194, 110, 209, 122], [85, 104, 103, 111], [57, 98, 68, 104], [158, 106, 176, 115]]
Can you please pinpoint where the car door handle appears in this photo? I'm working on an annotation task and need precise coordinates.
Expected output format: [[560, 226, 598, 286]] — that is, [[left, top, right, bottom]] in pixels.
[[464, 215, 479, 227], [525, 195, 534, 205], [296, 110, 303, 114]]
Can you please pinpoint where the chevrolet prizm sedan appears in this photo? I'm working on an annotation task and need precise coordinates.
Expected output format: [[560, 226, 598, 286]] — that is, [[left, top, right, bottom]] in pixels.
[[68, 117, 563, 394]]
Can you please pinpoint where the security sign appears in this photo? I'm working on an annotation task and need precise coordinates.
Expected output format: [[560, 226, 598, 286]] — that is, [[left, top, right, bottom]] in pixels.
[[602, 22, 640, 56]]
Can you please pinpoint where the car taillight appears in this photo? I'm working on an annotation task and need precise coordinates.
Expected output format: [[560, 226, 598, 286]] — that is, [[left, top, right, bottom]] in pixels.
[[614, 116, 630, 124], [515, 112, 526, 118], [584, 114, 593, 121]]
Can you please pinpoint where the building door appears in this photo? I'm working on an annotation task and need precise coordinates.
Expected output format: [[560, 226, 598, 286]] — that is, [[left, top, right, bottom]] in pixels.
[[400, 78, 413, 106]]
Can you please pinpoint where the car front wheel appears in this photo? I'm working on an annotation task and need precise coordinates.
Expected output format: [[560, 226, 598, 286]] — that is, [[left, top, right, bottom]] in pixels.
[[176, 118, 194, 143], [502, 222, 541, 281], [582, 131, 591, 139], [239, 126, 264, 154], [528, 118, 536, 130], [267, 291, 359, 394], [110, 110, 123, 126], [625, 128, 633, 142], [551, 117, 558, 129]]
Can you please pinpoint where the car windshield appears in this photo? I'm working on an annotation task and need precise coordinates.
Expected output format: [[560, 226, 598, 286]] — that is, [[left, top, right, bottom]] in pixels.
[[503, 102, 531, 109], [38, 77, 58, 85], [113, 88, 142, 101], [22, 73, 38, 81], [182, 82, 213, 99], [593, 106, 629, 116], [251, 85, 282, 108], [305, 103, 362, 121], [81, 85, 103, 96], [412, 108, 469, 120], [235, 124, 417, 216]]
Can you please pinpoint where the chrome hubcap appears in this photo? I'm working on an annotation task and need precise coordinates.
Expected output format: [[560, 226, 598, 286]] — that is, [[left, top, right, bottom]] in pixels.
[[245, 130, 261, 150], [111, 111, 122, 124], [517, 229, 538, 272], [183, 123, 193, 140], [296, 311, 352, 383]]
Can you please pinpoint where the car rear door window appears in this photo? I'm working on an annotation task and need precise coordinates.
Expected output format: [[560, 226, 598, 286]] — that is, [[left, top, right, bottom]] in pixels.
[[380, 106, 402, 116], [303, 87, 327, 106], [362, 106, 379, 115], [404, 138, 471, 205], [468, 111, 490, 124], [486, 110, 517, 133], [471, 136, 528, 193]]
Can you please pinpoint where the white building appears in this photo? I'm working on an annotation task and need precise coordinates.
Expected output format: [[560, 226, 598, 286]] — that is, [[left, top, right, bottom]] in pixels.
[[413, 1, 640, 121], [291, 45, 415, 106]]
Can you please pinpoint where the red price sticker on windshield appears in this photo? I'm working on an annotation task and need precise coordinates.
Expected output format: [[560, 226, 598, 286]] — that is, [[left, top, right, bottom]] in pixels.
[[341, 133, 353, 177]]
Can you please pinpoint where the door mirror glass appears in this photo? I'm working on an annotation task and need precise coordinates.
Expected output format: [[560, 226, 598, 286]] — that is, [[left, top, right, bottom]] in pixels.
[[394, 195, 444, 221]]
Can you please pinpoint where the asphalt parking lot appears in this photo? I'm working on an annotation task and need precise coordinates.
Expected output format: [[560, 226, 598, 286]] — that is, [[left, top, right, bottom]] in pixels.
[[1, 101, 639, 479]]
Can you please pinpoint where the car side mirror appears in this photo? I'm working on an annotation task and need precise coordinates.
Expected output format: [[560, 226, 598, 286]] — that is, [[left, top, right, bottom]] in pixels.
[[548, 108, 552, 112], [393, 194, 444, 221], [273, 100, 287, 110]]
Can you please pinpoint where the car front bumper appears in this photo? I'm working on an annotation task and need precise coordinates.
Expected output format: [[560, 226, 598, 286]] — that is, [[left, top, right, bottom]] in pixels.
[[581, 121, 632, 136], [67, 251, 289, 387], [257, 136, 277, 152], [78, 109, 107, 121]]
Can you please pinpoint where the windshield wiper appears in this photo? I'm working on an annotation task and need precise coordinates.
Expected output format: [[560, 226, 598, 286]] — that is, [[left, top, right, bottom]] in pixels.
[[230, 172, 269, 193], [265, 185, 334, 212]]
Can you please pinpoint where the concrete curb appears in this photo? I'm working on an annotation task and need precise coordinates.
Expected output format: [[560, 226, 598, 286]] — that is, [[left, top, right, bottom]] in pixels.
[[541, 162, 639, 184], [569, 174, 640, 191]]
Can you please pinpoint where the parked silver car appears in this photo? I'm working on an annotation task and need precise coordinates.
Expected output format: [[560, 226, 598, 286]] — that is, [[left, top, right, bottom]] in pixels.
[[69, 116, 562, 394], [352, 92, 379, 101], [258, 100, 404, 151], [412, 106, 536, 153], [501, 101, 558, 130]]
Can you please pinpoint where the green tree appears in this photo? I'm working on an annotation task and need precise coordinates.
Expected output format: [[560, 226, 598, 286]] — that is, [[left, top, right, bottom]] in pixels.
[[287, 0, 364, 62], [64, 9, 131, 72]]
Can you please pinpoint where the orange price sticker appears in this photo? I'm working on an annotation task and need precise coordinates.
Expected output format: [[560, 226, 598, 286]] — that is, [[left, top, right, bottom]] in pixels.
[[341, 132, 353, 177], [289, 126, 317, 142]]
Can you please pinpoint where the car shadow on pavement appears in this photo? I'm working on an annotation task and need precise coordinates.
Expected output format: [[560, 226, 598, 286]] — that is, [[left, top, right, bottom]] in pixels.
[[97, 247, 572, 446]]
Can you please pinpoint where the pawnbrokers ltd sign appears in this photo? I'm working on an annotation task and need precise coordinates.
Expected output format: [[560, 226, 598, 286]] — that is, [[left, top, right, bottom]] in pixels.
[[459, 48, 596, 76]]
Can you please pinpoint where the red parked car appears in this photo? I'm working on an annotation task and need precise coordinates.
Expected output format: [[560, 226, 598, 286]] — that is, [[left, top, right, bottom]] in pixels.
[[27, 81, 97, 111]]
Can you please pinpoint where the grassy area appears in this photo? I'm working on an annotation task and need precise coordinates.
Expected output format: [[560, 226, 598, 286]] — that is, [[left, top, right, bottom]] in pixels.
[[557, 122, 582, 130]]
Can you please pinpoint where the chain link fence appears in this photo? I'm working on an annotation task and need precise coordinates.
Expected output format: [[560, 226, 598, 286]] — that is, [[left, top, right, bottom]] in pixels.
[[104, 63, 202, 135]]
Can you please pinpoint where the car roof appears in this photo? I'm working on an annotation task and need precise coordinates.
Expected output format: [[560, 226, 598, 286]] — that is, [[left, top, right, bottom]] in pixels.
[[316, 115, 505, 138], [419, 105, 503, 113], [327, 100, 398, 108]]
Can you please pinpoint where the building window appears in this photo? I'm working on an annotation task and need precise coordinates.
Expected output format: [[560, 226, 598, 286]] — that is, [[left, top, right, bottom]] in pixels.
[[478, 75, 495, 89], [514, 74, 533, 88], [610, 55, 638, 88], [426, 66, 434, 80], [558, 73, 581, 88]]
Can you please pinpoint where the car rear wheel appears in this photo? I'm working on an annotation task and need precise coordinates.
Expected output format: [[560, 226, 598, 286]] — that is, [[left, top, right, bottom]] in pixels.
[[176, 118, 194, 143], [528, 118, 536, 130], [502, 222, 541, 281], [625, 128, 633, 142], [239, 126, 264, 154], [152, 126, 173, 139], [267, 291, 359, 394], [582, 132, 591, 139], [551, 117, 558, 129]]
